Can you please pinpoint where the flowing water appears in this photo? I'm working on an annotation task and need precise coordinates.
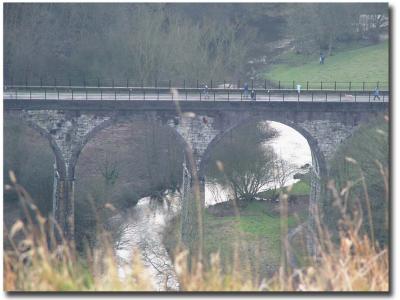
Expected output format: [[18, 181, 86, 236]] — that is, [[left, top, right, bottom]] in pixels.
[[113, 122, 312, 290], [114, 194, 181, 291]]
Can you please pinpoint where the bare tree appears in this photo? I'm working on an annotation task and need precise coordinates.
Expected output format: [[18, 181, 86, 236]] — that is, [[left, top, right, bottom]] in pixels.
[[270, 158, 298, 200], [97, 154, 120, 187], [206, 122, 278, 202]]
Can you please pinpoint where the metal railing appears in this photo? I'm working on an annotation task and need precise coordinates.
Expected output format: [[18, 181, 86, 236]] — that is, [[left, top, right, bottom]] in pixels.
[[4, 77, 389, 92], [3, 85, 389, 103]]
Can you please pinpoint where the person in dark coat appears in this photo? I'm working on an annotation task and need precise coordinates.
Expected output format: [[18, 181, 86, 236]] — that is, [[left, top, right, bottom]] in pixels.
[[250, 89, 256, 100]]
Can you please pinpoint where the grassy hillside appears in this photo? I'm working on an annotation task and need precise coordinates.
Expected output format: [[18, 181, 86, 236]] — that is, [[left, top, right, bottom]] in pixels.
[[265, 41, 388, 89]]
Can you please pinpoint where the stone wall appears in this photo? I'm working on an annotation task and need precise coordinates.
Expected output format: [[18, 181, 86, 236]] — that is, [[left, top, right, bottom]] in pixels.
[[4, 102, 387, 245]]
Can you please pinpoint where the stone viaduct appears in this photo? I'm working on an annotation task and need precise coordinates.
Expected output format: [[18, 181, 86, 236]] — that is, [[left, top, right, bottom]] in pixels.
[[4, 99, 388, 256]]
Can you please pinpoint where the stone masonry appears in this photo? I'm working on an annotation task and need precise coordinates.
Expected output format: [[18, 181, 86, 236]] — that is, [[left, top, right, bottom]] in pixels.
[[4, 100, 388, 252]]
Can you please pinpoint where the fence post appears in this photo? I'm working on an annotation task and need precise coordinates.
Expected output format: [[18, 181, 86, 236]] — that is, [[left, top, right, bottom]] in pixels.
[[377, 81, 380, 89], [228, 90, 230, 101], [238, 80, 241, 89], [368, 91, 370, 102], [292, 80, 295, 89], [334, 81, 336, 91], [278, 81, 281, 89], [129, 89, 131, 100], [101, 89, 103, 100], [312, 92, 314, 102], [251, 79, 254, 90], [325, 92, 327, 102], [265, 79, 267, 90], [306, 81, 309, 91], [224, 80, 226, 89], [69, 78, 71, 88], [339, 92, 342, 102], [363, 82, 365, 91], [349, 81, 351, 91], [57, 90, 59, 100], [354, 91, 357, 102], [54, 78, 57, 87], [320, 81, 322, 90], [72, 89, 74, 100]]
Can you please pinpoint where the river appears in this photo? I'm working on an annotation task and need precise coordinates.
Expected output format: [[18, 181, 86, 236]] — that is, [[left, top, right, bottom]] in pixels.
[[113, 121, 312, 290]]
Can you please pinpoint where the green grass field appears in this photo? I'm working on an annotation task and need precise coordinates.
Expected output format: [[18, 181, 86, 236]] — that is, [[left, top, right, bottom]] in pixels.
[[265, 41, 388, 90], [258, 180, 310, 199], [164, 198, 308, 279], [203, 200, 307, 278]]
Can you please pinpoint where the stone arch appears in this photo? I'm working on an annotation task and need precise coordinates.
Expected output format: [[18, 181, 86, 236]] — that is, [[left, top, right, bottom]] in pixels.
[[71, 113, 190, 172], [4, 111, 67, 177], [67, 115, 117, 179], [198, 115, 327, 180], [72, 113, 191, 204], [197, 114, 330, 256]]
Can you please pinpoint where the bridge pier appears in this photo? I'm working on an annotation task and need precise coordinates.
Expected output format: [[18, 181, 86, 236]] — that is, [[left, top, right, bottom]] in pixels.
[[168, 114, 226, 263], [53, 175, 75, 242], [12, 110, 112, 243], [180, 156, 205, 263]]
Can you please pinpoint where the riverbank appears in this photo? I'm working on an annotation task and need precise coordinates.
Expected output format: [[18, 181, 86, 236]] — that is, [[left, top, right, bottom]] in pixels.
[[164, 197, 309, 282]]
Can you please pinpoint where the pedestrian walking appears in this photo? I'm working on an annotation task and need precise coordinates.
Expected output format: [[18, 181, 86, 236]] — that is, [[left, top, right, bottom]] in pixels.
[[203, 84, 209, 99], [243, 82, 249, 99], [373, 86, 380, 101], [296, 84, 301, 95], [251, 89, 256, 100], [320, 52, 325, 65]]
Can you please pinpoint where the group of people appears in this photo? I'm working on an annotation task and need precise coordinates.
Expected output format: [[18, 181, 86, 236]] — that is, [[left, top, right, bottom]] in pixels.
[[203, 81, 382, 101], [203, 82, 257, 100]]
